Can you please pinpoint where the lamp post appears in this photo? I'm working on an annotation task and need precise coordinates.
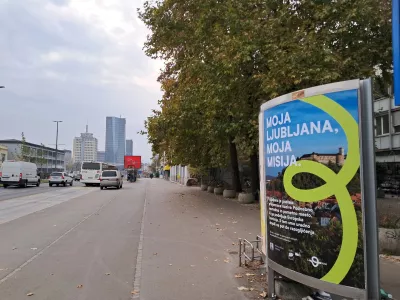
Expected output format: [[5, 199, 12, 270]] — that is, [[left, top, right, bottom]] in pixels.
[[53, 121, 62, 171]]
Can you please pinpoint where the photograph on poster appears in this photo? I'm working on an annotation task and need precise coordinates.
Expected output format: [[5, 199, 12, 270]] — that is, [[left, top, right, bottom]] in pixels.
[[264, 89, 364, 289]]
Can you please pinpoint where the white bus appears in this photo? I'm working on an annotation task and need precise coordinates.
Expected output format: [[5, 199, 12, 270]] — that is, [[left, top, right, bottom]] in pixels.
[[80, 162, 117, 186]]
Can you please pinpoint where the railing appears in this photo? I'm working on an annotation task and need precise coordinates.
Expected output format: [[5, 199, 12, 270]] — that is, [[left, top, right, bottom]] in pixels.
[[238, 235, 264, 267]]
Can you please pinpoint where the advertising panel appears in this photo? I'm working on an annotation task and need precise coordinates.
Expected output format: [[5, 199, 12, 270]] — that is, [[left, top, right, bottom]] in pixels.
[[124, 155, 142, 169], [259, 79, 380, 299]]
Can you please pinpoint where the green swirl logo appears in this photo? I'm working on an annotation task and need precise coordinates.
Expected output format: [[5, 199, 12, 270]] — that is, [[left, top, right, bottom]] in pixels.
[[283, 95, 359, 284]]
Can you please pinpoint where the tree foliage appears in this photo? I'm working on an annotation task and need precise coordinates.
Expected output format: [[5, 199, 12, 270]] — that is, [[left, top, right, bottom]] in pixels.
[[139, 0, 392, 180], [17, 132, 31, 162]]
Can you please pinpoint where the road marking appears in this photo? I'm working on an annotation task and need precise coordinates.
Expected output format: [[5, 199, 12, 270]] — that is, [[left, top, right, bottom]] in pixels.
[[132, 185, 148, 299], [0, 197, 113, 285]]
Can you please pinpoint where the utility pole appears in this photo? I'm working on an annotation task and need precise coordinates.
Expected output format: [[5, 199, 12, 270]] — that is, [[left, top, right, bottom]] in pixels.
[[53, 121, 63, 171]]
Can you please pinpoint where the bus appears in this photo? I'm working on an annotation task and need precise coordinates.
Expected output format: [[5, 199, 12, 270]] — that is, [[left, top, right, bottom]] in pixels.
[[80, 162, 117, 186]]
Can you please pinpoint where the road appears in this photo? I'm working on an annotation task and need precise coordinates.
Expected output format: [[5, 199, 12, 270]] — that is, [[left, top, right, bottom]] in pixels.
[[0, 183, 70, 202], [0, 179, 247, 300]]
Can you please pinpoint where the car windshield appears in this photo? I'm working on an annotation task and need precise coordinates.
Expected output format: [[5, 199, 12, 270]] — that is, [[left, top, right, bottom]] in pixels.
[[102, 171, 117, 177], [82, 163, 101, 170], [51, 173, 62, 176]]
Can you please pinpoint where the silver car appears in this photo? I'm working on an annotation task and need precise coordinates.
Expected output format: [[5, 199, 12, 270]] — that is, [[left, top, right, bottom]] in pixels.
[[49, 172, 73, 187], [100, 170, 123, 190]]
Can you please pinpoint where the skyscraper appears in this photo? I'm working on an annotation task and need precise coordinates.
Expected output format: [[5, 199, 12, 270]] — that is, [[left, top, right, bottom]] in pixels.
[[126, 139, 133, 156], [105, 116, 126, 164], [73, 125, 98, 162]]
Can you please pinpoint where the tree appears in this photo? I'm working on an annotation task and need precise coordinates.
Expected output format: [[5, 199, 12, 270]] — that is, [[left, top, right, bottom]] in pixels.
[[16, 132, 31, 162], [139, 0, 392, 195]]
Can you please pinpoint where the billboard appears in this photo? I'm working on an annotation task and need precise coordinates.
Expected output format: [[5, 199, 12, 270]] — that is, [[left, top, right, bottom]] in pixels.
[[124, 156, 141, 169], [259, 79, 379, 299]]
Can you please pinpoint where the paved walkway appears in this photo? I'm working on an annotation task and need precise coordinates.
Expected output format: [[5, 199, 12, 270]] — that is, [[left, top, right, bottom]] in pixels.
[[164, 181, 400, 299]]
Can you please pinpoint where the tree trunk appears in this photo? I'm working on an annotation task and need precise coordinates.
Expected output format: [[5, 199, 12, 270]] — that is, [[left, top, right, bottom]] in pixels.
[[250, 152, 260, 200], [229, 136, 242, 193]]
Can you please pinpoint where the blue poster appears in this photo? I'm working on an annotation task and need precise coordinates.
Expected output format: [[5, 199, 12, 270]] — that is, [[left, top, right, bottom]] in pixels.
[[264, 89, 364, 289]]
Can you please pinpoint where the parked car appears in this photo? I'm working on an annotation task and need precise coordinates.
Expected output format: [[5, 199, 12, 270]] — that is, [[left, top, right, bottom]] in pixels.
[[100, 170, 123, 190], [49, 172, 73, 187], [0, 161, 40, 188]]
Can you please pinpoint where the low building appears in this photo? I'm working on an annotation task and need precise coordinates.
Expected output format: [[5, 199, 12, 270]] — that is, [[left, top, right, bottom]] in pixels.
[[300, 147, 345, 165], [0, 144, 8, 168], [0, 139, 65, 173]]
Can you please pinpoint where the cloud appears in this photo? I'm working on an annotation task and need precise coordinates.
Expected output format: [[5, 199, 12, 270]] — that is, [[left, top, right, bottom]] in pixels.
[[0, 0, 162, 162]]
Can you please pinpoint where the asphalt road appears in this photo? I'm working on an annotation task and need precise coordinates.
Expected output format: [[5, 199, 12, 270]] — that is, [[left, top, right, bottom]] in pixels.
[[0, 182, 78, 202], [0, 180, 144, 300], [0, 179, 252, 300]]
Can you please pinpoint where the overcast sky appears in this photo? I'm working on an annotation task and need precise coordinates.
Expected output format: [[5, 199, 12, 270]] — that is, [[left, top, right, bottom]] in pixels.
[[0, 0, 162, 163]]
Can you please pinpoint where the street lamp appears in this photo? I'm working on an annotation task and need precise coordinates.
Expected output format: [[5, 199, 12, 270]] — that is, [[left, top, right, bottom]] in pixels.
[[53, 121, 62, 171]]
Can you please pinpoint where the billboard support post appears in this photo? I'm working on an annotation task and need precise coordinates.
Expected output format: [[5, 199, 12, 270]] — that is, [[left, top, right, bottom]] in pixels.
[[360, 79, 380, 300], [393, 0, 400, 105]]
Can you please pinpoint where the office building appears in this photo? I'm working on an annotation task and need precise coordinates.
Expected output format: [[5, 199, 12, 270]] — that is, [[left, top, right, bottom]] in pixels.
[[0, 139, 65, 172], [73, 125, 98, 163], [97, 151, 105, 162], [105, 116, 126, 164], [126, 139, 133, 156]]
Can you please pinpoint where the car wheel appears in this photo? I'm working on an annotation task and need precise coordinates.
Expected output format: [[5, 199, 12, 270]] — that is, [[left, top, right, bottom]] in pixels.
[[36, 180, 40, 187], [63, 181, 66, 187], [56, 184, 59, 187], [20, 181, 27, 188], [100, 186, 103, 190], [49, 183, 53, 187], [70, 180, 73, 186], [3, 184, 7, 188]]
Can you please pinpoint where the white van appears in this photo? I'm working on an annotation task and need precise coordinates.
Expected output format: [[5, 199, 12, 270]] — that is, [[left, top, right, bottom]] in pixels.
[[0, 161, 40, 188]]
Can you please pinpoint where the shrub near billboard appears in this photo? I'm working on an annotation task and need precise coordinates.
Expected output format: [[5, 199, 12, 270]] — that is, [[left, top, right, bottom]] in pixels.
[[124, 156, 142, 169]]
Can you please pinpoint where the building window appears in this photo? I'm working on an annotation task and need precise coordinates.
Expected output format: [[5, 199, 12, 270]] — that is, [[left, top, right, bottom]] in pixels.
[[376, 114, 389, 136], [393, 111, 400, 133]]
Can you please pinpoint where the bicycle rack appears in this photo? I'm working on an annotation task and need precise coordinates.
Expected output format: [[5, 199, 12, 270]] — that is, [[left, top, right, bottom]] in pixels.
[[239, 235, 264, 266]]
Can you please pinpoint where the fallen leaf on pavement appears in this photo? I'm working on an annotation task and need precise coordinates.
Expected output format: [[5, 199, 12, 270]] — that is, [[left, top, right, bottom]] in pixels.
[[245, 273, 256, 276], [260, 291, 267, 298], [190, 265, 196, 267], [77, 285, 83, 288], [224, 258, 230, 263], [235, 274, 243, 278], [105, 273, 111, 275], [204, 257, 208, 260], [214, 259, 219, 262], [169, 264, 173, 266], [31, 248, 38, 250], [216, 223, 220, 226], [232, 243, 235, 245], [27, 293, 34, 296], [12, 247, 17, 250], [131, 290, 139, 295], [237, 286, 249, 291], [220, 213, 223, 215], [153, 253, 158, 256], [232, 221, 238, 224]]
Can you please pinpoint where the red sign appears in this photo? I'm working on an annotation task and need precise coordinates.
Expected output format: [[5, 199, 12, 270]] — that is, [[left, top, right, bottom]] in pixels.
[[124, 156, 141, 169]]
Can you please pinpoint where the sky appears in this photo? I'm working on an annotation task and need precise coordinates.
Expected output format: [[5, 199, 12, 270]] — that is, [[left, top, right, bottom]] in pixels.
[[0, 0, 163, 163], [264, 89, 359, 177]]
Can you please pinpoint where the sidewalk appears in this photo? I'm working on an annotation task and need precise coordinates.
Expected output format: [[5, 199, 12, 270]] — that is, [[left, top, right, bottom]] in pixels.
[[145, 179, 400, 300], [140, 179, 264, 300]]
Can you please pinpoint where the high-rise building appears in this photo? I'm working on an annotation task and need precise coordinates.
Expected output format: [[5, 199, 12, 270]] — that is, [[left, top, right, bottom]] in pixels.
[[126, 139, 133, 156], [97, 151, 105, 162], [105, 116, 126, 164], [73, 125, 98, 163]]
